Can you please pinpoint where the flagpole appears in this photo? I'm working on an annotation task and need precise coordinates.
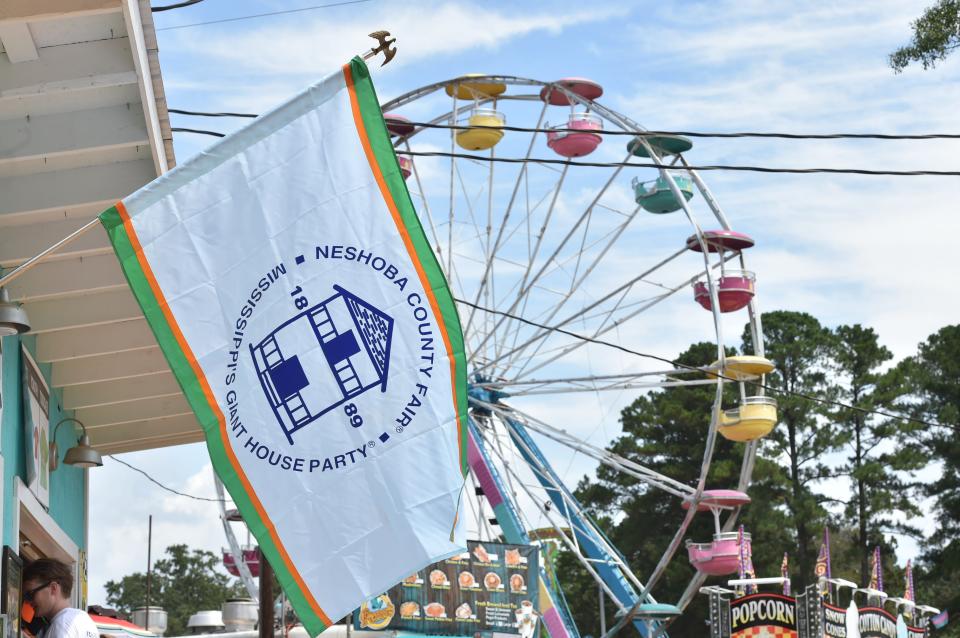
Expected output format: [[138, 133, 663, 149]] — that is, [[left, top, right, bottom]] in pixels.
[[259, 549, 274, 638], [0, 217, 102, 289], [0, 32, 398, 293]]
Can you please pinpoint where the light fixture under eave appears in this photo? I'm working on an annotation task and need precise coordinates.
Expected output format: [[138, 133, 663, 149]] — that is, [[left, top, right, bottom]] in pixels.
[[0, 287, 30, 336], [50, 418, 103, 471]]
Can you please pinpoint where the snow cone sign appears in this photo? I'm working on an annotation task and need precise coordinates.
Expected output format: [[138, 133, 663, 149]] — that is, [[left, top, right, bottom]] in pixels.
[[100, 58, 468, 636], [730, 593, 797, 638]]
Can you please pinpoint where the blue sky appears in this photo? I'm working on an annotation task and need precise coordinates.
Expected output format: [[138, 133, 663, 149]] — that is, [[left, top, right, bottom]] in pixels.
[[88, 0, 960, 609]]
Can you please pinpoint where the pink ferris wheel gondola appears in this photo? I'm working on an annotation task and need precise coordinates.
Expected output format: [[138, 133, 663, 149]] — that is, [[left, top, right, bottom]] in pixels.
[[689, 230, 757, 312], [683, 489, 752, 576], [547, 112, 603, 158], [398, 155, 412, 179], [223, 547, 261, 578]]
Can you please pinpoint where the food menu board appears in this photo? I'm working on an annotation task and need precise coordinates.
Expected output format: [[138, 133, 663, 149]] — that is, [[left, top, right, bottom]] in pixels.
[[355, 540, 540, 635]]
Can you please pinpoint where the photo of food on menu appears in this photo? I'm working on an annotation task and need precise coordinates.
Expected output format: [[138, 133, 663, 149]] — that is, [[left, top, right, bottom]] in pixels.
[[355, 540, 540, 635]]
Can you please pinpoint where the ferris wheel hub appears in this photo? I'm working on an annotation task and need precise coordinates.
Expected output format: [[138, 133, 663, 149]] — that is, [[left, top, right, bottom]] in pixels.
[[467, 375, 510, 416]]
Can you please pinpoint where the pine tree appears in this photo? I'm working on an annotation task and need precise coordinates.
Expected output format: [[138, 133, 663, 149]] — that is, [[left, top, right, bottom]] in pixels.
[[829, 324, 923, 585]]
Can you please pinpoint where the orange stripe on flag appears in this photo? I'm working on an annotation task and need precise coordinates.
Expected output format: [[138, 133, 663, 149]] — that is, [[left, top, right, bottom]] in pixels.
[[116, 201, 333, 628]]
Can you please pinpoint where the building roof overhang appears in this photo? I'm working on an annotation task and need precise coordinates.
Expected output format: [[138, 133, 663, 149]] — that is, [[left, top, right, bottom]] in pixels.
[[1, 0, 201, 454]]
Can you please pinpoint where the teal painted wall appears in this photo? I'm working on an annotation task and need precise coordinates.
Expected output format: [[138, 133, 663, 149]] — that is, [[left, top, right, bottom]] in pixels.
[[2, 334, 86, 552]]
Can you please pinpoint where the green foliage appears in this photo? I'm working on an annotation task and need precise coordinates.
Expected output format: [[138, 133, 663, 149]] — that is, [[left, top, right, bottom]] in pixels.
[[105, 544, 246, 636], [903, 325, 960, 628], [829, 324, 925, 584], [890, 0, 960, 71]]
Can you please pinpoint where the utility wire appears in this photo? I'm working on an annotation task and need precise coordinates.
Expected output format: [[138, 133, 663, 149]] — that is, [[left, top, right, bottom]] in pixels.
[[155, 0, 374, 31], [396, 120, 960, 141], [168, 129, 960, 176], [170, 108, 258, 118], [455, 297, 945, 429], [171, 127, 225, 137], [152, 0, 206, 11], [108, 455, 226, 502], [168, 109, 960, 139], [400, 150, 960, 177]]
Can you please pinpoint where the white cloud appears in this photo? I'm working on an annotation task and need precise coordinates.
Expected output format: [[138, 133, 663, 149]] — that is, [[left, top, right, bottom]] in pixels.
[[88, 447, 230, 607], [173, 3, 627, 77]]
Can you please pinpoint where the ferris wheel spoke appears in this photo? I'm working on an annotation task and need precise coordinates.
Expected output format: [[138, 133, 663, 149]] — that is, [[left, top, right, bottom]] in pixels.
[[405, 140, 444, 263], [514, 276, 687, 380], [494, 241, 686, 375], [446, 94, 458, 277], [499, 203, 645, 371], [491, 170, 580, 365], [468, 160, 628, 366], [461, 100, 551, 346], [405, 142, 473, 309], [506, 377, 719, 397], [477, 245, 688, 376], [509, 250, 740, 380], [479, 399, 695, 500]]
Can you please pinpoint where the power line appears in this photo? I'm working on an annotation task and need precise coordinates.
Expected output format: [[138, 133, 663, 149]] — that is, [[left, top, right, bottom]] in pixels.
[[108, 455, 225, 502], [168, 109, 960, 139], [395, 120, 960, 141], [171, 126, 225, 137], [169, 108, 257, 118], [167, 128, 960, 176], [400, 150, 960, 177], [155, 0, 374, 31], [152, 0, 206, 11], [455, 297, 945, 429]]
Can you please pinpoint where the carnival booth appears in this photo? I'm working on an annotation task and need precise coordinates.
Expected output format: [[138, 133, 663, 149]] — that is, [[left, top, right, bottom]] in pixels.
[[701, 533, 942, 638]]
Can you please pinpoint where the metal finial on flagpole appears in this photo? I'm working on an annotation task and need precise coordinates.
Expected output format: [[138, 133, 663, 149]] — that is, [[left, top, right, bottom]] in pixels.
[[363, 31, 397, 66]]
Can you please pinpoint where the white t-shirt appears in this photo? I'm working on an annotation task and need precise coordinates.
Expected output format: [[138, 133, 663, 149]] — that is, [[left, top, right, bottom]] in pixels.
[[39, 607, 100, 638]]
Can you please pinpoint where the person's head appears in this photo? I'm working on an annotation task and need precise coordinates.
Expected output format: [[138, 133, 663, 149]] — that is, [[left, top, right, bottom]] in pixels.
[[23, 558, 74, 618]]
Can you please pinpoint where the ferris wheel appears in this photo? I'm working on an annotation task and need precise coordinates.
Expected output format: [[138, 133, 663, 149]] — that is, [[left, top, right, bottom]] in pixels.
[[220, 73, 777, 637]]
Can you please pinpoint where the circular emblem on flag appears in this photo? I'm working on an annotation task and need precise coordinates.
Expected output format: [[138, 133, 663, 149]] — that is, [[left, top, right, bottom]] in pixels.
[[224, 244, 441, 474]]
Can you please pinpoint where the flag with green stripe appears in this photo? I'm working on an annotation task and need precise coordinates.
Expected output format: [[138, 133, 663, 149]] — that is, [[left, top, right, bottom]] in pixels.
[[100, 57, 467, 636]]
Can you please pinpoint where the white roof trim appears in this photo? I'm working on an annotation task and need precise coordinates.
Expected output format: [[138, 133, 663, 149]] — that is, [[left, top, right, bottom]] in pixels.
[[122, 0, 170, 174]]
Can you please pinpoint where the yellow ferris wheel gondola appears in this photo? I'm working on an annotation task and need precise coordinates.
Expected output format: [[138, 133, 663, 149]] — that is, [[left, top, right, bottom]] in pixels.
[[444, 74, 507, 100], [456, 108, 506, 151], [718, 396, 777, 442]]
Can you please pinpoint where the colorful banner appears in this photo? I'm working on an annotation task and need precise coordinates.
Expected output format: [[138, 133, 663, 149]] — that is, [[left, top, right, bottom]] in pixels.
[[100, 57, 468, 636], [730, 593, 797, 638], [903, 560, 915, 605], [737, 525, 757, 595], [815, 529, 831, 596], [931, 610, 948, 629], [355, 540, 540, 635], [782, 553, 791, 596], [868, 547, 883, 592]]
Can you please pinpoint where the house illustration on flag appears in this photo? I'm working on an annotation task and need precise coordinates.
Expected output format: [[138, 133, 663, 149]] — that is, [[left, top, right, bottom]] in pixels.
[[250, 285, 394, 443]]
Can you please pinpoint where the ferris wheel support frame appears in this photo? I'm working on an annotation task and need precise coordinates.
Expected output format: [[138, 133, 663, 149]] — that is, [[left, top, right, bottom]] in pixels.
[[468, 420, 582, 638], [214, 472, 258, 599]]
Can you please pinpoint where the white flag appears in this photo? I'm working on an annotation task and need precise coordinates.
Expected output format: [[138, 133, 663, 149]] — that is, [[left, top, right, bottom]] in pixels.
[[100, 58, 468, 635]]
